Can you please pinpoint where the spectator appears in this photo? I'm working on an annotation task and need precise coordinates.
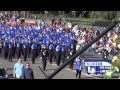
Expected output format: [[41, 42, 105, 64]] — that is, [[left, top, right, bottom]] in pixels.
[[22, 63, 34, 79], [52, 18, 55, 26], [101, 47, 109, 60], [41, 20, 45, 27], [13, 59, 25, 79]]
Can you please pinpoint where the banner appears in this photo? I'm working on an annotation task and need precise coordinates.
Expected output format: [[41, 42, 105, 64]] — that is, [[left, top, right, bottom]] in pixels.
[[85, 60, 112, 75]]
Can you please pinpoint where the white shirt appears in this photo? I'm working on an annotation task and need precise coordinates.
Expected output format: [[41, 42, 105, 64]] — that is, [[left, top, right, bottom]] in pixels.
[[76, 45, 80, 51]]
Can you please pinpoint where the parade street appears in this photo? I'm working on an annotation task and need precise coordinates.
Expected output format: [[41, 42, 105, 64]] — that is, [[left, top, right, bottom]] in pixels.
[[0, 51, 104, 79]]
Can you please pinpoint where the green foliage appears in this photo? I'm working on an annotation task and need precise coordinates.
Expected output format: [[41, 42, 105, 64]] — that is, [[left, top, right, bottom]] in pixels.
[[103, 70, 113, 79], [50, 11, 59, 16], [72, 21, 93, 26], [112, 55, 120, 72], [112, 35, 120, 72], [116, 37, 120, 44], [103, 66, 119, 79], [31, 11, 120, 21]]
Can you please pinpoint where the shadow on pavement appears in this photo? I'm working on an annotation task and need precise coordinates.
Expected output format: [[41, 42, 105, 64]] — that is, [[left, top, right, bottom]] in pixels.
[[8, 74, 14, 79], [6, 68, 13, 70], [45, 69, 56, 71]]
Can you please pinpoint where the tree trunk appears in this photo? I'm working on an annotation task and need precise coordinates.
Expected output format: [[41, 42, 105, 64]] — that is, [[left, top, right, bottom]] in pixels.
[[13, 11, 16, 16], [72, 11, 76, 18], [20, 11, 25, 18], [26, 11, 30, 19]]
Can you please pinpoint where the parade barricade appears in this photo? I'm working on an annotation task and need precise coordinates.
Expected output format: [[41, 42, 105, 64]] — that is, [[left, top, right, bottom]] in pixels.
[[84, 59, 112, 76]]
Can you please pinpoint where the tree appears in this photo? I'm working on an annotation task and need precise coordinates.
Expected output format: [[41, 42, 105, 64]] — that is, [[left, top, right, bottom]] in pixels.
[[71, 11, 76, 18], [51, 11, 58, 16]]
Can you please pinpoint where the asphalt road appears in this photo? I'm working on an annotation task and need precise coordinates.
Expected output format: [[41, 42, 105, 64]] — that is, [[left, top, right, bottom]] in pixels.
[[0, 50, 106, 79]]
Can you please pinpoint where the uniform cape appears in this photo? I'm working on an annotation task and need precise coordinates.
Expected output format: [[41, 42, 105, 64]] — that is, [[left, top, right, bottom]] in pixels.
[[49, 43, 54, 49], [31, 43, 36, 49], [56, 45, 61, 51], [75, 58, 81, 71], [61, 46, 66, 52]]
